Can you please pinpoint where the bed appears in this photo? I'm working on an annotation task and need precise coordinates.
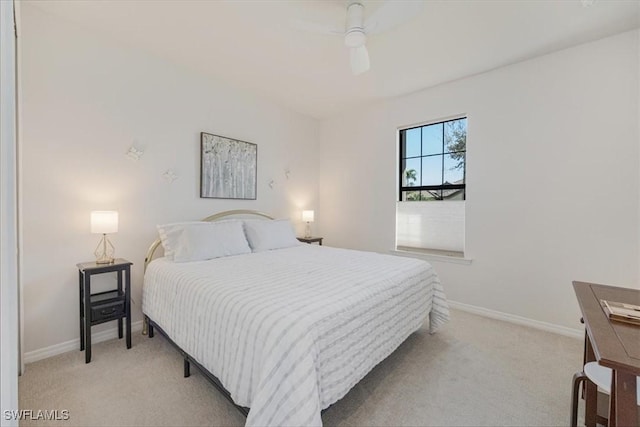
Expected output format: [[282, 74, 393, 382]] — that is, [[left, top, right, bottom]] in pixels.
[[142, 210, 449, 427]]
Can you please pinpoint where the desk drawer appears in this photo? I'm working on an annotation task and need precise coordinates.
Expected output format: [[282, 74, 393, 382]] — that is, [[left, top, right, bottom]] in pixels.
[[91, 300, 125, 322]]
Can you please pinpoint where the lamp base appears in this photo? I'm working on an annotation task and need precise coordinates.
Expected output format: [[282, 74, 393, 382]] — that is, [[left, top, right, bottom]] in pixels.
[[94, 234, 115, 264], [304, 222, 312, 239]]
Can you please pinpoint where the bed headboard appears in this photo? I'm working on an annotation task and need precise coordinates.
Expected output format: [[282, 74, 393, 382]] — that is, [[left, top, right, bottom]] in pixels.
[[143, 209, 274, 272]]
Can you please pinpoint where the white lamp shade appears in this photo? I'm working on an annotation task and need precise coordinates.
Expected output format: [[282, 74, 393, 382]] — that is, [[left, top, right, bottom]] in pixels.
[[91, 211, 118, 234], [302, 210, 315, 222]]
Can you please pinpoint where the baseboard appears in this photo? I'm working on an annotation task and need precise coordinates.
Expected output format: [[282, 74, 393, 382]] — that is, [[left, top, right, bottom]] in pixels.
[[23, 320, 144, 364], [448, 300, 583, 340]]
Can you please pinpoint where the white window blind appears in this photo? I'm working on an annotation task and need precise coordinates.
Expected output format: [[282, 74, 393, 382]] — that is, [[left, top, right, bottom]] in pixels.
[[396, 201, 465, 253]]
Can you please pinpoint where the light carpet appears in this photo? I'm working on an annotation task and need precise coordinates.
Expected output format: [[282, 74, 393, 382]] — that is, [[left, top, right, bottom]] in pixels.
[[19, 309, 585, 426]]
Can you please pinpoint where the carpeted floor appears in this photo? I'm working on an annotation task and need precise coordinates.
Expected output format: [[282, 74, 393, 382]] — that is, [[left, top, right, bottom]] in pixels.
[[19, 309, 585, 426]]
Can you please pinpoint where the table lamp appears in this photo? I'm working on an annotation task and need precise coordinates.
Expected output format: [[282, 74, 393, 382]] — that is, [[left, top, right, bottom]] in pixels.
[[91, 211, 118, 264], [302, 210, 314, 238]]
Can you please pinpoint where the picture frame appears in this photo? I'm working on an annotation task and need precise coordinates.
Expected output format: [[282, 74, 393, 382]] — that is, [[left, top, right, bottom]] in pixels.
[[200, 132, 257, 200]]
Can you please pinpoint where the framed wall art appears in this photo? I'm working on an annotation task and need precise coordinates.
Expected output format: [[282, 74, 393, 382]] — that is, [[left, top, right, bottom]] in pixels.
[[200, 132, 257, 200]]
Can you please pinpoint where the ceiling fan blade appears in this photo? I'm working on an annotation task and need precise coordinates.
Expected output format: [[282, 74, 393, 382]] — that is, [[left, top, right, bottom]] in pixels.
[[350, 45, 370, 75], [364, 0, 425, 35], [291, 19, 344, 36]]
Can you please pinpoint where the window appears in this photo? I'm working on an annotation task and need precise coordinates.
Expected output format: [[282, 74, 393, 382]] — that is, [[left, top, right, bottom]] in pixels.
[[396, 117, 466, 255], [399, 117, 466, 201]]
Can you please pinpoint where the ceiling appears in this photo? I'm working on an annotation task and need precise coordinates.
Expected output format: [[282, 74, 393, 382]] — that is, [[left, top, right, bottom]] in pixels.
[[26, 0, 640, 119]]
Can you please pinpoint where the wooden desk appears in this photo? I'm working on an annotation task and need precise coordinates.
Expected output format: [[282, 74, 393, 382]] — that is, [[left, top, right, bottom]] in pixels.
[[573, 281, 640, 427]]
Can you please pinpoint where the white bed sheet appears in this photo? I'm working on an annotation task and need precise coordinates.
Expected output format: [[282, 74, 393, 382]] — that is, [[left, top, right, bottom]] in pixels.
[[142, 244, 449, 427]]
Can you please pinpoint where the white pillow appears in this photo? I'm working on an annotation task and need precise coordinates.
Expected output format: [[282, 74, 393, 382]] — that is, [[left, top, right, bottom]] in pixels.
[[243, 219, 300, 252], [157, 221, 208, 260], [157, 220, 250, 262]]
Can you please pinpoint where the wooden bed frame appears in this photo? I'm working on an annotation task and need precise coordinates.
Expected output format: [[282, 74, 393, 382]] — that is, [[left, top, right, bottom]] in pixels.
[[142, 209, 274, 417]]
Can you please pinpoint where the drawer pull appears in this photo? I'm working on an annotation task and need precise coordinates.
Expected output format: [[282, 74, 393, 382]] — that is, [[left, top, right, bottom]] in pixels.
[[100, 308, 117, 315]]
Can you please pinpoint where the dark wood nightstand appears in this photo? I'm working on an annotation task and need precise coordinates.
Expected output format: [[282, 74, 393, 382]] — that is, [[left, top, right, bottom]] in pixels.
[[297, 237, 323, 245], [77, 258, 132, 363]]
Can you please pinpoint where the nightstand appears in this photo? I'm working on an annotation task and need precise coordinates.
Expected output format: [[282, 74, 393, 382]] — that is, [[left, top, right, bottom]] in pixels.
[[77, 258, 132, 363], [297, 237, 323, 245]]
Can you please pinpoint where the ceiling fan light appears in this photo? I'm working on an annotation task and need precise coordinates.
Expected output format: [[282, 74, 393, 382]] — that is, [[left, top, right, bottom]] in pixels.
[[344, 29, 366, 48]]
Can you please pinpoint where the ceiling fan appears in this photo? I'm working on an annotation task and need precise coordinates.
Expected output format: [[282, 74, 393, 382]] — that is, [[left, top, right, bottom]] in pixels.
[[294, 1, 424, 76]]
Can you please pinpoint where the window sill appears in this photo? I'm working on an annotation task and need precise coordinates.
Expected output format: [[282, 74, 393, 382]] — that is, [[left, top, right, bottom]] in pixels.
[[389, 248, 473, 265]]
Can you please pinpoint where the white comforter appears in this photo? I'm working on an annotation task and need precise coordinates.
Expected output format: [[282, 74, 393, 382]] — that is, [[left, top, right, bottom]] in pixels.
[[142, 244, 449, 427]]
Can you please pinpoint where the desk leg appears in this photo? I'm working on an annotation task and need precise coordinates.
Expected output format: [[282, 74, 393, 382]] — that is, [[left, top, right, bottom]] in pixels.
[[585, 333, 597, 427], [84, 274, 92, 363], [117, 270, 123, 339], [125, 266, 131, 349], [609, 370, 638, 427], [79, 270, 84, 351]]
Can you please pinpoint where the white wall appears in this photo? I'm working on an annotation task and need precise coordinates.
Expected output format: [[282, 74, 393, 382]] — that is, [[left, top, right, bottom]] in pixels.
[[319, 30, 640, 330], [20, 5, 319, 355]]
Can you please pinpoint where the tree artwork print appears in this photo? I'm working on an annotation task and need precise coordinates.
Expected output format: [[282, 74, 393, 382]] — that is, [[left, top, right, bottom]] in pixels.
[[200, 133, 257, 200]]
